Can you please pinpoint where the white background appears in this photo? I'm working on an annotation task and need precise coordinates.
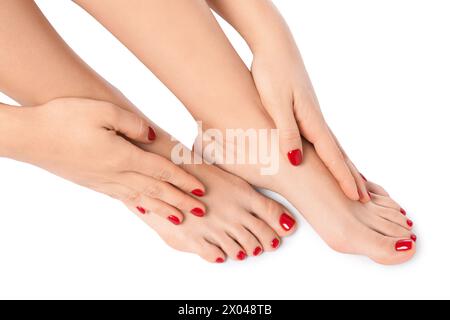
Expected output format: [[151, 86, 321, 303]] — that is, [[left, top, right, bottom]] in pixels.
[[0, 0, 449, 299]]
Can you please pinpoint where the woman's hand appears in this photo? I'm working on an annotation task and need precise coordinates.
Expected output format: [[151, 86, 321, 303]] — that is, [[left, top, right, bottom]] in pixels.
[[251, 49, 369, 202], [1, 98, 206, 224]]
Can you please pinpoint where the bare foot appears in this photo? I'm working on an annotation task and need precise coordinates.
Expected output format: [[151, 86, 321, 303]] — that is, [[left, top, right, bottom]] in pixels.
[[126, 163, 297, 263]]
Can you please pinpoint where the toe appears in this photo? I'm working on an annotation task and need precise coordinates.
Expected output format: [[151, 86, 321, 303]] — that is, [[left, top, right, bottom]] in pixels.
[[370, 193, 401, 211], [364, 232, 416, 265], [214, 232, 247, 262], [376, 206, 414, 230], [242, 215, 280, 253], [228, 225, 263, 257], [250, 192, 298, 237], [366, 181, 390, 196], [367, 214, 412, 238], [196, 239, 226, 264]]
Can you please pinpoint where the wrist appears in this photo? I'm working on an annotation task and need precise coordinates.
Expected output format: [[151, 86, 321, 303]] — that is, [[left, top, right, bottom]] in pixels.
[[0, 104, 31, 159]]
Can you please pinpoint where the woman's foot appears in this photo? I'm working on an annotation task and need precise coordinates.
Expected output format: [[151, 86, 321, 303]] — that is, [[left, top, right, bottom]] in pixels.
[[127, 163, 297, 263]]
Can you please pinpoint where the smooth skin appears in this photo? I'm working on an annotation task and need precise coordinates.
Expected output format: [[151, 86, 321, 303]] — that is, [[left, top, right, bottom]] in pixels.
[[76, 0, 417, 264], [0, 0, 296, 263]]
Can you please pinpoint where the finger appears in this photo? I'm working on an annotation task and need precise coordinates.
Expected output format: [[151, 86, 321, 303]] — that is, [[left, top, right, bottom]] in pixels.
[[104, 103, 157, 143], [299, 115, 359, 200], [270, 105, 304, 166], [121, 172, 206, 217], [130, 150, 206, 196]]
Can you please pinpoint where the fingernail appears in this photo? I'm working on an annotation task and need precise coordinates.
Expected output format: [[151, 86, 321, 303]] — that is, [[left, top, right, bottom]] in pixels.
[[237, 251, 247, 261], [287, 149, 303, 166], [400, 208, 407, 216], [395, 239, 413, 252], [136, 206, 146, 215], [216, 257, 225, 264], [191, 207, 205, 217], [168, 215, 181, 225], [411, 234, 417, 242], [360, 173, 368, 182], [280, 213, 296, 231], [271, 238, 280, 249], [407, 219, 414, 227], [148, 127, 156, 141], [191, 189, 205, 197], [253, 246, 263, 256]]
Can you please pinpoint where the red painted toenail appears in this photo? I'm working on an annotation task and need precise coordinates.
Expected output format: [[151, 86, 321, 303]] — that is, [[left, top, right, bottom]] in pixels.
[[237, 251, 247, 261], [168, 215, 181, 225], [411, 234, 417, 242], [287, 149, 303, 166], [360, 173, 368, 182], [148, 127, 156, 141], [191, 189, 205, 197], [280, 213, 296, 231], [395, 239, 413, 252], [216, 257, 225, 263], [407, 219, 414, 227], [253, 247, 263, 256], [400, 208, 407, 216], [271, 238, 280, 249], [191, 207, 205, 217], [136, 206, 146, 215]]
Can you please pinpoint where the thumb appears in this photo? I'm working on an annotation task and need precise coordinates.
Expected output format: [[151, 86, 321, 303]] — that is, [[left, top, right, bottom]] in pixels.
[[272, 108, 303, 166], [108, 105, 157, 143]]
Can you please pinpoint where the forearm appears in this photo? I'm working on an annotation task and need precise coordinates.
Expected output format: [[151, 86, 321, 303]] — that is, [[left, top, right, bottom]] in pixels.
[[206, 0, 298, 55]]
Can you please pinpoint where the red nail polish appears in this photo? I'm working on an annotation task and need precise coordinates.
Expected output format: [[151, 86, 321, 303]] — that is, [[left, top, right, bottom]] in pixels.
[[168, 215, 181, 225], [287, 149, 303, 166], [407, 219, 414, 227], [191, 189, 205, 197], [411, 234, 417, 242], [400, 208, 407, 216], [395, 239, 413, 252], [191, 207, 205, 217], [216, 257, 225, 264], [136, 206, 146, 215], [360, 173, 368, 182], [271, 238, 280, 249], [237, 251, 247, 261], [280, 213, 296, 231], [148, 127, 156, 141], [253, 247, 263, 256]]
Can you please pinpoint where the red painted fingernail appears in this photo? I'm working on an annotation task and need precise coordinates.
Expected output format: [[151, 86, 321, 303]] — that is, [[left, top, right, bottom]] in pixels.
[[253, 247, 263, 256], [136, 206, 146, 215], [168, 215, 181, 225], [191, 207, 205, 217], [271, 238, 280, 249], [237, 251, 247, 261], [360, 173, 368, 182], [280, 213, 296, 231], [407, 219, 414, 227], [400, 208, 407, 216], [148, 127, 156, 141], [395, 239, 413, 252], [287, 149, 303, 166], [411, 234, 417, 242], [216, 257, 225, 264], [191, 189, 205, 197]]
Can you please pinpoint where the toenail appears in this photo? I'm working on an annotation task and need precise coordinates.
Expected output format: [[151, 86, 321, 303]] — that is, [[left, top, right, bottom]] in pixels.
[[237, 251, 247, 261], [191, 189, 205, 197], [407, 219, 414, 227], [148, 127, 156, 141], [360, 173, 368, 182], [395, 240, 413, 252], [287, 149, 303, 166], [411, 234, 417, 242], [216, 257, 225, 264], [191, 207, 205, 217], [168, 215, 181, 225], [136, 206, 146, 215], [400, 208, 407, 216], [271, 238, 280, 249], [280, 213, 296, 231], [253, 247, 263, 256]]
